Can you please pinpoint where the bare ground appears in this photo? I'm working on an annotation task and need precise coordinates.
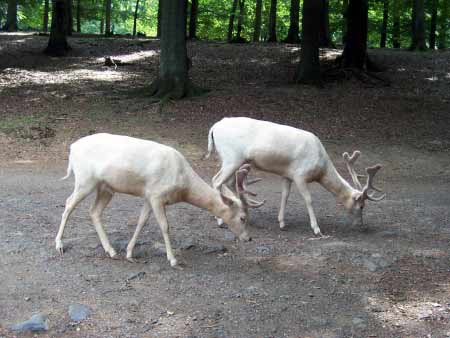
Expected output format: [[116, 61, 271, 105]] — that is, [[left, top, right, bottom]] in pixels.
[[0, 33, 450, 338]]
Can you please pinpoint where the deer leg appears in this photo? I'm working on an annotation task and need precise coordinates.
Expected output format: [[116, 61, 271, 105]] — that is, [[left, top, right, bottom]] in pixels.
[[55, 180, 96, 255], [151, 200, 177, 267], [126, 201, 152, 261], [294, 178, 322, 236], [89, 186, 116, 258], [278, 177, 292, 230]]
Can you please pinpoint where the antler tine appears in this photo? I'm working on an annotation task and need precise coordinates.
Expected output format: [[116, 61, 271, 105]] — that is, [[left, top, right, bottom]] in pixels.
[[363, 164, 385, 201], [342, 150, 363, 190], [235, 164, 265, 208]]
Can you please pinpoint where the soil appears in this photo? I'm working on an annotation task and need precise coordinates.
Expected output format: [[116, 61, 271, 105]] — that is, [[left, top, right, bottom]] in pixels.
[[0, 32, 450, 338]]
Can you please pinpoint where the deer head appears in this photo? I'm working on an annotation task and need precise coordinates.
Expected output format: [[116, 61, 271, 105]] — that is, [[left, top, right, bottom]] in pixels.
[[342, 150, 386, 226]]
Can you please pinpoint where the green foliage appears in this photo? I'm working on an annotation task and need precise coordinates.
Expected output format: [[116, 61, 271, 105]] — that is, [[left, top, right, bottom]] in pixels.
[[3, 0, 449, 48]]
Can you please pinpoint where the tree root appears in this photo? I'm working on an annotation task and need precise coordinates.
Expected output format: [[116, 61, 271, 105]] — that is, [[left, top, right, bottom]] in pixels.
[[323, 66, 390, 87]]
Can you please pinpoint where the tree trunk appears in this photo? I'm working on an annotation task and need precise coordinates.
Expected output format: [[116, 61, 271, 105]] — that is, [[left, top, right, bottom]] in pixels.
[[342, 0, 368, 69], [295, 0, 322, 84], [319, 0, 334, 47], [100, 17, 104, 34], [235, 0, 245, 41], [253, 0, 262, 42], [188, 0, 198, 39], [43, 0, 50, 32], [380, 0, 388, 47], [104, 0, 112, 36], [429, 0, 437, 49], [285, 0, 300, 43], [410, 0, 426, 50], [267, 0, 277, 42], [67, 0, 73, 35], [45, 0, 71, 56], [392, 0, 400, 48], [133, 0, 140, 37], [438, 0, 449, 49], [76, 0, 81, 33], [150, 0, 193, 99], [4, 0, 18, 31], [157, 0, 161, 38], [227, 0, 238, 42], [342, 0, 348, 44]]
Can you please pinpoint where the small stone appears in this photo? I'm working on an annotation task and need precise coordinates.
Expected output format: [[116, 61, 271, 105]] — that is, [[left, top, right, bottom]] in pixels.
[[153, 242, 167, 257], [203, 244, 227, 254], [224, 231, 236, 241], [418, 311, 432, 320], [179, 237, 195, 250], [255, 244, 272, 255], [10, 314, 48, 332], [68, 304, 91, 322], [126, 271, 146, 282], [352, 317, 367, 330]]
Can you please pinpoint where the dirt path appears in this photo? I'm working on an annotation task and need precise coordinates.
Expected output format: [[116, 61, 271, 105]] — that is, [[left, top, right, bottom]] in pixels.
[[1, 33, 450, 338]]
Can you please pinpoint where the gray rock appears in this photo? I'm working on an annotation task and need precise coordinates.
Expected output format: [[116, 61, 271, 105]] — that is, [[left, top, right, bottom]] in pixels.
[[224, 231, 236, 241], [10, 314, 48, 332], [179, 237, 195, 250], [126, 271, 146, 282], [256, 244, 272, 254], [352, 317, 367, 330], [203, 244, 226, 254], [153, 242, 167, 257], [68, 304, 91, 322]]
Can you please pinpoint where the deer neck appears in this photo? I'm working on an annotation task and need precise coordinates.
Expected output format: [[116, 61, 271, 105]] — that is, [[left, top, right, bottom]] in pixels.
[[320, 163, 358, 204], [183, 173, 225, 218]]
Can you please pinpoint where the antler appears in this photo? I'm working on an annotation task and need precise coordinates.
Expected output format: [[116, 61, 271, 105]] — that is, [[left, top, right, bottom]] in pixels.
[[235, 164, 265, 208], [362, 164, 386, 201], [342, 150, 363, 190]]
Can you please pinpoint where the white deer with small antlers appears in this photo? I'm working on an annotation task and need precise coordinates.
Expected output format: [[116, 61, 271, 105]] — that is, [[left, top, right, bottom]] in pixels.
[[205, 117, 385, 235]]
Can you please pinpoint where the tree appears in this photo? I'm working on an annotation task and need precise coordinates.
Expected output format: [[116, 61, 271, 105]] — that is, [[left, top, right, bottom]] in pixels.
[[43, 0, 50, 32], [76, 0, 81, 33], [45, 0, 71, 56], [149, 0, 194, 99], [429, 0, 437, 49], [438, 0, 449, 49], [104, 0, 111, 36], [234, 0, 246, 42], [380, 0, 388, 47], [342, 0, 348, 43], [285, 0, 300, 43], [392, 0, 400, 48], [67, 0, 73, 35], [188, 0, 198, 39], [342, 0, 368, 68], [267, 0, 277, 42], [156, 0, 161, 38], [295, 0, 322, 84], [410, 0, 426, 50], [319, 0, 334, 47], [253, 0, 262, 42], [4, 0, 18, 31], [227, 0, 238, 42], [132, 0, 140, 37]]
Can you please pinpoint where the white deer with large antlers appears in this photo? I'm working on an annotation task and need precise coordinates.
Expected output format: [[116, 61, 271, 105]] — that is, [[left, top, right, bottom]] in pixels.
[[205, 117, 385, 235]]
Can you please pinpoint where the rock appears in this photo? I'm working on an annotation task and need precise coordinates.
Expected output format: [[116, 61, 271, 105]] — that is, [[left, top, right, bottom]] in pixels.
[[179, 237, 195, 250], [224, 231, 236, 241], [68, 304, 91, 322], [153, 242, 167, 257], [256, 244, 272, 254], [418, 310, 433, 320], [127, 271, 146, 282], [203, 244, 226, 254], [352, 317, 367, 330], [363, 258, 379, 272], [10, 314, 48, 332]]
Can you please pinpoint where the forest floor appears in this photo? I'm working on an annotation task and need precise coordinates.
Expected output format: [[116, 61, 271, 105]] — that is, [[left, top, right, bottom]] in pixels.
[[0, 32, 450, 338]]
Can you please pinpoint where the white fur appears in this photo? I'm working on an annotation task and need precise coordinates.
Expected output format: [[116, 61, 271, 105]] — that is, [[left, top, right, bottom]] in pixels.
[[56, 133, 249, 266], [206, 117, 383, 234]]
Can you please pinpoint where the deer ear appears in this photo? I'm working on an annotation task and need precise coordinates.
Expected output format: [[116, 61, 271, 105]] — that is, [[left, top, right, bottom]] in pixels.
[[220, 193, 235, 206]]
